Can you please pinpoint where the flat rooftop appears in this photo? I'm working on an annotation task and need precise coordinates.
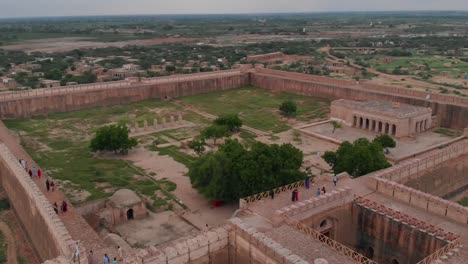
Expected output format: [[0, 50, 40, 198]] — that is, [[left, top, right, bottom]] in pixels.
[[333, 99, 432, 118]]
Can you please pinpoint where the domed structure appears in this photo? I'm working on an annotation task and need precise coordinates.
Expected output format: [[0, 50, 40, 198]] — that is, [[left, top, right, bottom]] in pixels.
[[106, 189, 147, 225]]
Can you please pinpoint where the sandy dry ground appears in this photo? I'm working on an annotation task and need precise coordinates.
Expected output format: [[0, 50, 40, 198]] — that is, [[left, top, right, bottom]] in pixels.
[[2, 37, 198, 53], [123, 147, 237, 228], [305, 123, 454, 160]]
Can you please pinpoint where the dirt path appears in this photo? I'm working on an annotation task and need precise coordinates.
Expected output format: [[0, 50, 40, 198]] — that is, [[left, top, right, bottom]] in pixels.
[[0, 221, 17, 264]]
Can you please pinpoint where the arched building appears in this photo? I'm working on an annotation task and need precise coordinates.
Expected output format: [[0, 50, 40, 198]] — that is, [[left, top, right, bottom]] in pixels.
[[331, 99, 434, 138]]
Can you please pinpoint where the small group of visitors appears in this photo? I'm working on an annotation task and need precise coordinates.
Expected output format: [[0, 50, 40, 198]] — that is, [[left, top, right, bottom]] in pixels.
[[53, 200, 68, 214], [97, 246, 123, 264]]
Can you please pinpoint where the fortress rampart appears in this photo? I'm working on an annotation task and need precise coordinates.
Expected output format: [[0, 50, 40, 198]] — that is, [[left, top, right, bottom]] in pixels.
[[252, 68, 468, 129], [0, 71, 249, 119], [0, 144, 75, 261], [0, 68, 467, 129]]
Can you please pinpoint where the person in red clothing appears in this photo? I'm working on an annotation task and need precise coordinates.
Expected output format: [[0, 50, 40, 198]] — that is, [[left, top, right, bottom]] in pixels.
[[294, 188, 299, 201], [61, 200, 68, 213], [37, 168, 42, 179]]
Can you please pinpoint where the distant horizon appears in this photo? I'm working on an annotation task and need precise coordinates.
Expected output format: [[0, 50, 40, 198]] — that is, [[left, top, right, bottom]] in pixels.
[[2, 0, 468, 19], [2, 10, 468, 21]]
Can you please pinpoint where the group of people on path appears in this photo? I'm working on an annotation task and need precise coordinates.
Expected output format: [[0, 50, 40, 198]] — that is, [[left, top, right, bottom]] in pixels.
[[290, 175, 339, 202], [88, 246, 123, 264], [53, 200, 68, 214]]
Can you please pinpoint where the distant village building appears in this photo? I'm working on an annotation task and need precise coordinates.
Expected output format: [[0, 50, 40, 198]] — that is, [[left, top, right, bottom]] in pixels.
[[1, 77, 17, 89], [331, 99, 433, 138]]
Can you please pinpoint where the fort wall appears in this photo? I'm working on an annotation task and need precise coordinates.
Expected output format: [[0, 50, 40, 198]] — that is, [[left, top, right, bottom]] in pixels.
[[0, 144, 74, 261], [352, 202, 448, 264], [252, 68, 468, 129], [0, 72, 249, 119]]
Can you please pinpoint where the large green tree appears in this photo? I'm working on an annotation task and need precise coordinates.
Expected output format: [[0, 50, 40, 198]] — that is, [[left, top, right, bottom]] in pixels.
[[373, 134, 396, 153], [279, 100, 297, 117], [322, 138, 390, 177], [201, 125, 230, 145], [214, 114, 243, 132], [90, 124, 137, 154], [189, 139, 306, 202]]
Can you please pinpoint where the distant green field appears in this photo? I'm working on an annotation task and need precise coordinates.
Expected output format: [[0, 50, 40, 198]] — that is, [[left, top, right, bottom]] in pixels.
[[180, 86, 330, 133], [372, 56, 468, 76]]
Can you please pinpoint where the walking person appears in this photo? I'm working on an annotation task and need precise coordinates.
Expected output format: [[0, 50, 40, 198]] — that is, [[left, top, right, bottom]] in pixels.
[[316, 188, 321, 197], [291, 189, 296, 202], [62, 200, 68, 213], [51, 180, 55, 191], [72, 241, 80, 263], [32, 166, 38, 178], [294, 189, 299, 202], [88, 250, 94, 264], [28, 169, 32, 178], [103, 254, 110, 264], [46, 178, 50, 192], [333, 175, 337, 187], [37, 168, 42, 179], [53, 202, 59, 214], [322, 186, 326, 194], [305, 177, 310, 189], [112, 257, 118, 264], [117, 246, 123, 261]]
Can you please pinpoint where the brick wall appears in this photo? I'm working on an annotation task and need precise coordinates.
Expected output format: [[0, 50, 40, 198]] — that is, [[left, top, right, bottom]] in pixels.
[[0, 144, 74, 260]]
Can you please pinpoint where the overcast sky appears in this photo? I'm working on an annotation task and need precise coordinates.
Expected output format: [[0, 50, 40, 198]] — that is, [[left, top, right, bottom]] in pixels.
[[1, 0, 468, 18]]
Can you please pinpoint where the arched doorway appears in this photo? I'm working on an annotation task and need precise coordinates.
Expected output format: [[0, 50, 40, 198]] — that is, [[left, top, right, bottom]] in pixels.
[[365, 119, 370, 129], [353, 116, 357, 127], [126, 209, 134, 220], [392, 124, 396, 136]]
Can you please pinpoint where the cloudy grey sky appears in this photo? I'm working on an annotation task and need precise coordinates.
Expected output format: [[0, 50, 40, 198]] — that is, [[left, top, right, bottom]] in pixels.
[[1, 0, 468, 18]]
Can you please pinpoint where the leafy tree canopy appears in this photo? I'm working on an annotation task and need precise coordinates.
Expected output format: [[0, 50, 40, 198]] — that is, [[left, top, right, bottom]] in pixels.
[[279, 100, 297, 117], [189, 139, 306, 202], [90, 124, 137, 154], [188, 138, 206, 156], [322, 138, 390, 177], [201, 125, 230, 145], [373, 134, 396, 150], [214, 114, 243, 132]]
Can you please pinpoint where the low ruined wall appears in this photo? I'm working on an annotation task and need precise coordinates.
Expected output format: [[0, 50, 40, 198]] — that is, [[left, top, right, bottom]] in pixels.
[[251, 69, 468, 129], [0, 72, 249, 119], [0, 144, 74, 261], [352, 202, 448, 264]]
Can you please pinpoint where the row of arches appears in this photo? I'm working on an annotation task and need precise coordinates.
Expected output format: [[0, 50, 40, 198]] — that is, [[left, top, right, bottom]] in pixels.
[[353, 116, 397, 136], [415, 120, 429, 133]]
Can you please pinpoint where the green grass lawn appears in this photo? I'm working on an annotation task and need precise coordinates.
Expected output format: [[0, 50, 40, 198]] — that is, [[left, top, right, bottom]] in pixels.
[[3, 99, 182, 204], [458, 197, 468, 207], [180, 86, 330, 133]]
